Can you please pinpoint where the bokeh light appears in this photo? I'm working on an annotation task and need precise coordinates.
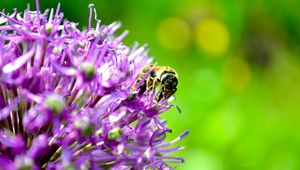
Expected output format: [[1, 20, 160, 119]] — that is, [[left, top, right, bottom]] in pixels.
[[156, 17, 191, 50], [195, 18, 230, 57]]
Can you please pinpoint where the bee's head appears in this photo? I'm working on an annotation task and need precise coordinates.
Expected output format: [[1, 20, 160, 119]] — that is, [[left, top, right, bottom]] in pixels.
[[161, 73, 178, 89]]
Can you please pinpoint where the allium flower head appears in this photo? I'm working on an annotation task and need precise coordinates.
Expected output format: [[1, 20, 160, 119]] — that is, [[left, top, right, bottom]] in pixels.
[[0, 1, 189, 169]]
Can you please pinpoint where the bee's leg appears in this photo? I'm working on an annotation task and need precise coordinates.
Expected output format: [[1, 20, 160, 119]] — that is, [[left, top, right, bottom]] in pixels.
[[139, 75, 153, 95], [142, 77, 151, 95], [138, 81, 147, 95], [156, 87, 164, 102], [136, 73, 146, 95], [148, 78, 159, 102]]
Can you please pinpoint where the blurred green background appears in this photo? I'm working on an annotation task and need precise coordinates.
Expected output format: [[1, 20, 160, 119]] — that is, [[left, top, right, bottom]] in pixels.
[[2, 0, 300, 169]]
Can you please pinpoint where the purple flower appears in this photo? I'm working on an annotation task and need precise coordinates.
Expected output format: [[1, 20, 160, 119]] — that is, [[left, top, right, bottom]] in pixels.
[[0, 1, 189, 169]]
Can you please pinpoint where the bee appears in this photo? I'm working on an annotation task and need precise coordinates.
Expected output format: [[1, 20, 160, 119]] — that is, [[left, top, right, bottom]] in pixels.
[[136, 64, 178, 102]]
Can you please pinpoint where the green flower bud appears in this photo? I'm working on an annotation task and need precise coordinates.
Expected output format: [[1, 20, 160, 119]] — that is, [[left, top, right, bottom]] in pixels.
[[45, 94, 65, 115], [80, 62, 95, 79], [15, 156, 33, 170], [108, 127, 122, 140]]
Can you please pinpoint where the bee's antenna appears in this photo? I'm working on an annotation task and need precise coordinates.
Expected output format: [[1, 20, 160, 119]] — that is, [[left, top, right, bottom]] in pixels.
[[170, 104, 181, 114]]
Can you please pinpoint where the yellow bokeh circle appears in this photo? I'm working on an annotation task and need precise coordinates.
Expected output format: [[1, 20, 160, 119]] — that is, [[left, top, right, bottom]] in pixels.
[[156, 17, 191, 50], [195, 18, 230, 56]]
